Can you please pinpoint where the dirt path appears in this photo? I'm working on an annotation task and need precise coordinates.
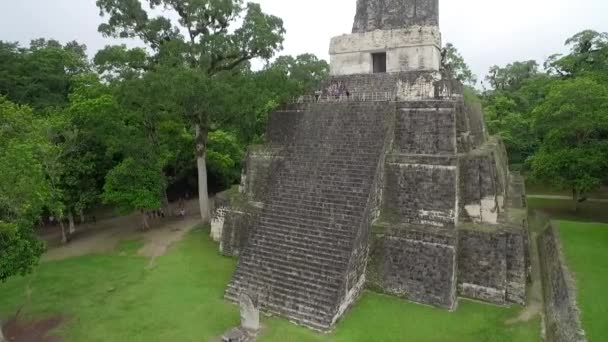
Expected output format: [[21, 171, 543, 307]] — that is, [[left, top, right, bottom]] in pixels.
[[42, 200, 202, 263], [2, 315, 63, 342], [527, 195, 608, 203], [138, 216, 201, 268]]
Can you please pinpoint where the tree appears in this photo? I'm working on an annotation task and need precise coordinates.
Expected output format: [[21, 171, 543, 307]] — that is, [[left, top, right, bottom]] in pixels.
[[0, 98, 47, 282], [96, 0, 285, 224], [545, 30, 608, 79], [441, 43, 477, 85], [103, 157, 166, 230], [38, 74, 123, 242], [111, 66, 192, 210], [0, 39, 89, 110], [529, 77, 608, 210], [265, 54, 329, 98], [484, 60, 539, 92], [207, 130, 245, 187]]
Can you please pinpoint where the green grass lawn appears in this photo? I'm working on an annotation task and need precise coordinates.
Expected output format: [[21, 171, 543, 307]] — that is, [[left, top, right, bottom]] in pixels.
[[557, 221, 608, 342], [0, 228, 539, 342]]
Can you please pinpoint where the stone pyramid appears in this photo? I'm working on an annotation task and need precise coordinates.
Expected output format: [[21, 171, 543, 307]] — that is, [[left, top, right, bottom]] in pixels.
[[212, 0, 529, 332]]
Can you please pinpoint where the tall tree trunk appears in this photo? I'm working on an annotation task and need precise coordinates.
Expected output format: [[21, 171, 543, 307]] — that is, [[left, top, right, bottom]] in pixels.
[[68, 212, 76, 235], [141, 211, 150, 231], [573, 188, 579, 212], [163, 189, 170, 214], [79, 210, 85, 224], [60, 220, 68, 244], [196, 124, 210, 224], [0, 322, 6, 342]]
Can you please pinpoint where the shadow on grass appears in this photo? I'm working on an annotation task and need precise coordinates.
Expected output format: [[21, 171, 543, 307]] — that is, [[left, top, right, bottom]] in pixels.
[[527, 198, 608, 224]]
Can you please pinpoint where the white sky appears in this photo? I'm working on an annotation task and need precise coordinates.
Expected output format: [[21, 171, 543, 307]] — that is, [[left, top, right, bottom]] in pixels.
[[1, 0, 607, 83]]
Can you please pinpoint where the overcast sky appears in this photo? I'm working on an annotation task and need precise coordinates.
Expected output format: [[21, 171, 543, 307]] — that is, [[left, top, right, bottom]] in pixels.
[[1, 0, 607, 83]]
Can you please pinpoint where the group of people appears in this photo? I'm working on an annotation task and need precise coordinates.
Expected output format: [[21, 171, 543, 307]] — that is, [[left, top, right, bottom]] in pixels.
[[149, 196, 188, 220], [313, 81, 351, 102]]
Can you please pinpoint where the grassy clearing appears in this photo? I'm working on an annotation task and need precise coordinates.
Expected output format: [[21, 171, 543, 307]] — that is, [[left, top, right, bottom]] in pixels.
[[557, 221, 608, 341], [527, 198, 608, 224], [1, 227, 539, 342], [525, 183, 608, 199]]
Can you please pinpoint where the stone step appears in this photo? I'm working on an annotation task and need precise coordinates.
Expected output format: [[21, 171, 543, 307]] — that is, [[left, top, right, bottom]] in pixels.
[[270, 191, 371, 204], [259, 216, 354, 239], [248, 226, 352, 256], [226, 279, 337, 318], [238, 245, 348, 276], [230, 265, 343, 302], [273, 179, 375, 192], [245, 234, 350, 265], [228, 101, 391, 331], [264, 202, 365, 221], [232, 263, 343, 297], [225, 284, 334, 331]]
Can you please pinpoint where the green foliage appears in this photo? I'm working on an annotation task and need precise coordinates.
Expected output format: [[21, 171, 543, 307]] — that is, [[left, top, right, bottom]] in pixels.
[[441, 43, 477, 85], [529, 77, 608, 196], [47, 74, 124, 219], [0, 39, 89, 109], [0, 222, 44, 282], [206, 130, 245, 187], [103, 157, 166, 213], [265, 54, 330, 99], [0, 98, 48, 281], [94, 45, 149, 81], [95, 0, 285, 74], [545, 30, 608, 79], [485, 60, 539, 91], [483, 29, 608, 182]]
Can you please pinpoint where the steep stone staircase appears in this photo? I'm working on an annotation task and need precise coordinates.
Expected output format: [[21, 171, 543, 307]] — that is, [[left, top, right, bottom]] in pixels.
[[225, 102, 393, 331]]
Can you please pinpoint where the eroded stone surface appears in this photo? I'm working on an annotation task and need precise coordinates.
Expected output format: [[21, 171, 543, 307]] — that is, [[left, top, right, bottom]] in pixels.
[[539, 225, 586, 342], [239, 293, 260, 333], [353, 0, 439, 33]]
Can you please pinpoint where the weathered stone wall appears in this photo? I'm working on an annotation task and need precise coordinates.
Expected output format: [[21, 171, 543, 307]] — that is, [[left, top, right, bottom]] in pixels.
[[457, 229, 508, 304], [506, 230, 528, 304], [220, 209, 258, 257], [330, 26, 441, 75], [327, 72, 434, 97], [458, 139, 508, 225], [455, 226, 528, 305], [211, 188, 262, 257], [324, 72, 462, 101], [353, 0, 439, 33], [384, 163, 457, 228], [241, 147, 282, 203], [367, 225, 457, 309], [539, 225, 586, 342], [394, 104, 456, 155]]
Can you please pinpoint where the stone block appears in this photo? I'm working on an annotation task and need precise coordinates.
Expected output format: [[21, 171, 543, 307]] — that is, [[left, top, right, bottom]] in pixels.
[[384, 162, 457, 228], [239, 293, 260, 333], [352, 0, 439, 33], [220, 209, 258, 257], [368, 226, 458, 309], [221, 328, 250, 342], [457, 229, 507, 304]]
